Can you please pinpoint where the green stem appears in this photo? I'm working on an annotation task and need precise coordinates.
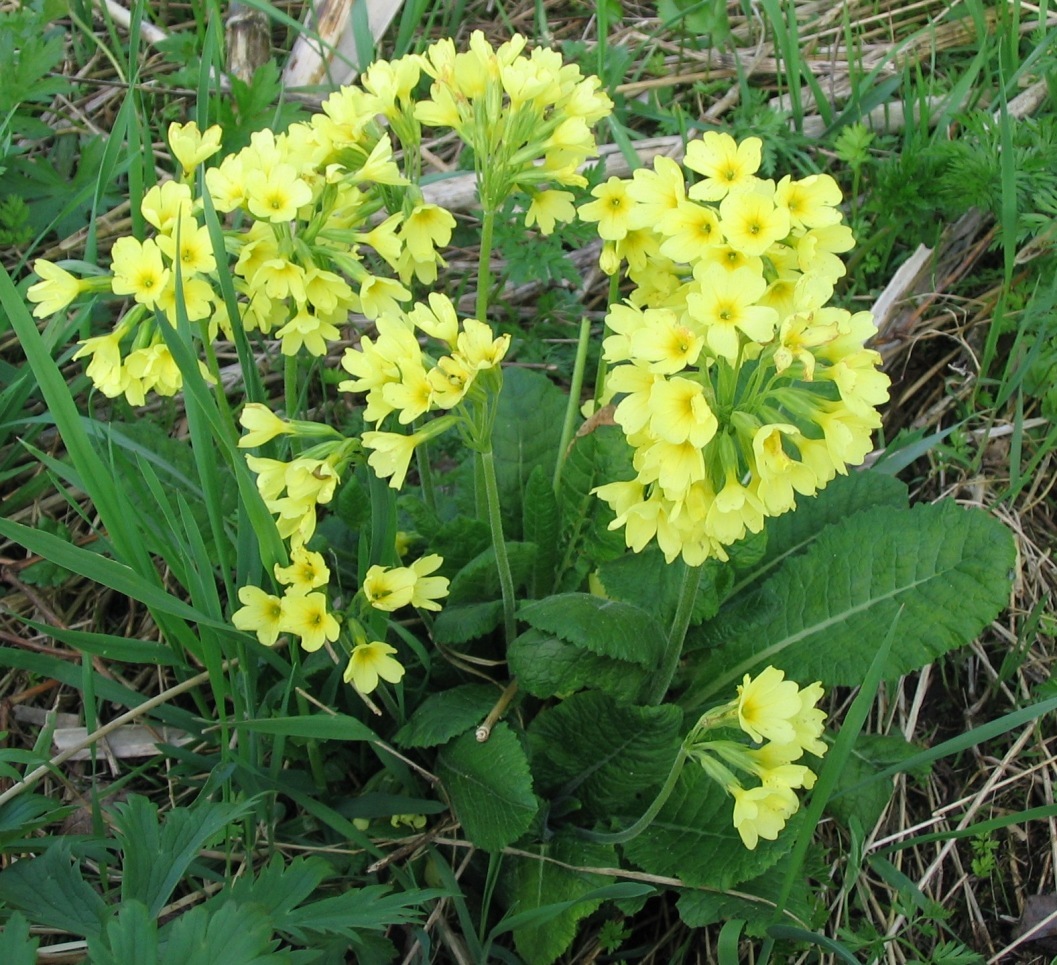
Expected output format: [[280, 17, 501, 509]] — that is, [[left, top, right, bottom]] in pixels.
[[553, 315, 592, 493], [284, 354, 300, 421], [578, 745, 689, 845], [287, 642, 328, 789], [480, 448, 517, 648], [476, 206, 497, 325], [643, 561, 703, 705]]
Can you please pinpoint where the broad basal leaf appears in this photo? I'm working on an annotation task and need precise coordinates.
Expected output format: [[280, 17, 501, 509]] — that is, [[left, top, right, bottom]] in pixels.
[[517, 593, 665, 667], [506, 837, 619, 965], [684, 501, 1015, 703], [597, 549, 733, 626], [494, 367, 568, 538], [523, 464, 560, 597], [509, 628, 648, 702], [623, 766, 797, 891], [394, 684, 501, 748], [732, 470, 909, 594], [528, 691, 682, 821], [437, 724, 538, 851]]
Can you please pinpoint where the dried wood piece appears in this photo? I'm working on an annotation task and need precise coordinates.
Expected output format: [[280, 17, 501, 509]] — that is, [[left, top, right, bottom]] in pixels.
[[52, 725, 190, 761], [226, 2, 272, 85], [283, 0, 406, 89]]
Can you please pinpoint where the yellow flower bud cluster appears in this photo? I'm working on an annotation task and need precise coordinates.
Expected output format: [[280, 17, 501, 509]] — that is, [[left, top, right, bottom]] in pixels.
[[414, 30, 613, 221], [339, 293, 511, 489], [586, 133, 891, 565], [687, 666, 827, 850]]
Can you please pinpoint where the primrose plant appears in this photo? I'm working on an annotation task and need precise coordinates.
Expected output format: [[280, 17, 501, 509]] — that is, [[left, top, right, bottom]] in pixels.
[[27, 30, 1014, 962]]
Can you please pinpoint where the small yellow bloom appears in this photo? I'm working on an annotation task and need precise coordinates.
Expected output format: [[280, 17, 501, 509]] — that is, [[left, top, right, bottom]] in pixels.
[[245, 163, 313, 222], [27, 260, 84, 318], [238, 403, 294, 448], [274, 545, 330, 596], [343, 641, 405, 694], [736, 666, 802, 745], [409, 554, 449, 611], [685, 132, 762, 201], [168, 120, 223, 176], [110, 237, 170, 308], [729, 782, 799, 850], [362, 564, 417, 612], [232, 585, 285, 646], [579, 177, 634, 241], [141, 180, 195, 235], [525, 189, 576, 235], [281, 591, 339, 652], [362, 430, 421, 490]]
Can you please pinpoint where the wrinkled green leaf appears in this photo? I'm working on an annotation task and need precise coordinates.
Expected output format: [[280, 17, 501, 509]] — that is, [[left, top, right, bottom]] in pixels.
[[517, 593, 665, 666], [685, 502, 1015, 703], [88, 901, 158, 965], [394, 684, 500, 748], [529, 691, 682, 821], [623, 767, 798, 890], [159, 901, 286, 965], [437, 724, 538, 851], [494, 368, 567, 538], [509, 627, 648, 702], [506, 837, 619, 965]]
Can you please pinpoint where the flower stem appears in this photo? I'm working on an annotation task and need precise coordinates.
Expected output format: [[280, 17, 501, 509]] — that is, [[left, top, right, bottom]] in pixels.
[[553, 314, 592, 493], [642, 561, 703, 705], [577, 744, 689, 845], [476, 206, 497, 325], [480, 447, 517, 649]]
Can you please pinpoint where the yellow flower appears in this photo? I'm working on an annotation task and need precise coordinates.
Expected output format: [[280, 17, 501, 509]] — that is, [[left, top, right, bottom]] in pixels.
[[401, 203, 456, 262], [124, 342, 183, 397], [408, 293, 460, 346], [685, 266, 777, 362], [719, 188, 790, 257], [274, 545, 330, 596], [281, 591, 340, 652], [362, 432, 420, 490], [363, 564, 417, 612], [579, 177, 634, 241], [685, 132, 762, 201], [156, 221, 216, 276], [456, 319, 510, 371], [736, 666, 803, 745], [525, 189, 576, 235], [627, 311, 703, 375], [775, 173, 843, 229], [141, 179, 195, 234], [27, 260, 84, 318], [238, 403, 294, 448], [168, 120, 223, 176], [729, 782, 799, 850], [245, 163, 313, 222], [72, 332, 127, 398], [646, 377, 718, 448], [752, 424, 817, 515], [343, 641, 405, 694], [110, 237, 170, 308], [232, 585, 285, 646], [657, 200, 721, 262], [275, 307, 341, 356], [409, 554, 449, 611]]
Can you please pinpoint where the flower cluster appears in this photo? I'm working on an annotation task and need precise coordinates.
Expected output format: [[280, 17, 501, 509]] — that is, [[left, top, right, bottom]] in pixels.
[[414, 30, 613, 221], [27, 108, 441, 401], [687, 666, 827, 850], [339, 292, 511, 488], [585, 133, 890, 565]]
